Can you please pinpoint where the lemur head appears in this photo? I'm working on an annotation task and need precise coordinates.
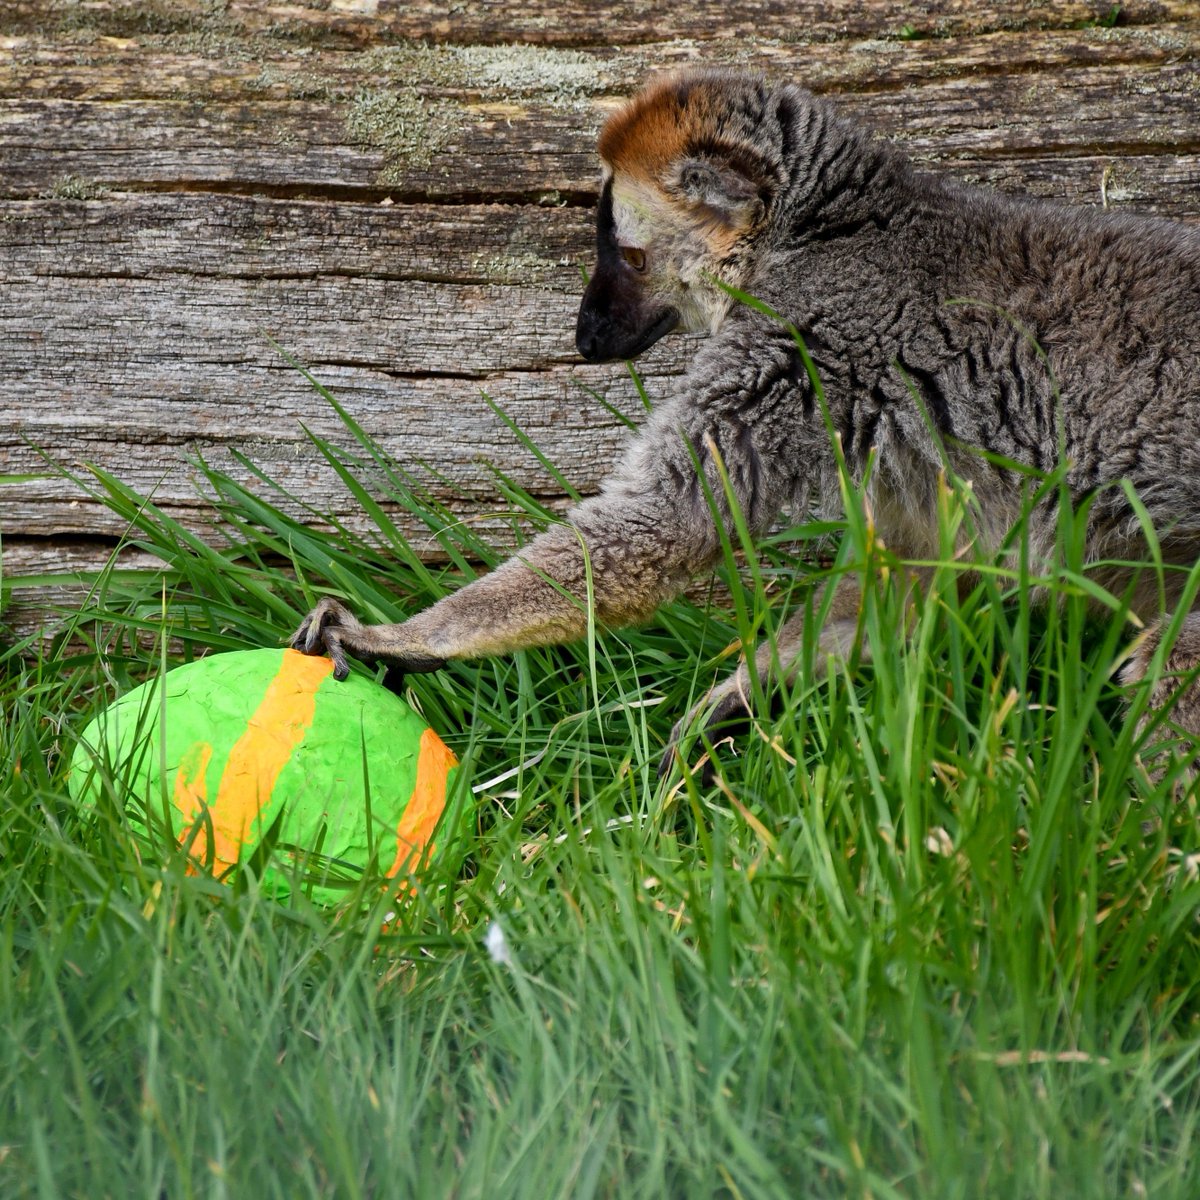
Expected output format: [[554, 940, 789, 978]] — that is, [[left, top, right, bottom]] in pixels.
[[576, 69, 785, 363]]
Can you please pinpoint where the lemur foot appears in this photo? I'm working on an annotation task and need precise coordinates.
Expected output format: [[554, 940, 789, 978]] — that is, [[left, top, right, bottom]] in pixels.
[[658, 677, 754, 780]]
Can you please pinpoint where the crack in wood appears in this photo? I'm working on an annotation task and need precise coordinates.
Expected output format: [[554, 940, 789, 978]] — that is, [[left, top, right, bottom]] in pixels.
[[103, 180, 601, 208]]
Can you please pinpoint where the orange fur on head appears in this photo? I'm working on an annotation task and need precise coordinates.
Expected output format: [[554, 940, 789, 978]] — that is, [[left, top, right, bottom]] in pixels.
[[598, 71, 736, 181]]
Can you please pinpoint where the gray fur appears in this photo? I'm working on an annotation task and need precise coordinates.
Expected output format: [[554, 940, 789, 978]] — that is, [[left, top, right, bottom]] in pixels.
[[293, 69, 1200, 772]]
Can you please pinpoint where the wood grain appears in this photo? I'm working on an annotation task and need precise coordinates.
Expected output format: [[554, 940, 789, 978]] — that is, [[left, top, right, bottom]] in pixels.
[[2, 0, 1199, 634]]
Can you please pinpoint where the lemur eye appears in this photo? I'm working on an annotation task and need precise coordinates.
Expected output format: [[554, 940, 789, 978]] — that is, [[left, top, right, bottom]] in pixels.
[[621, 246, 647, 272]]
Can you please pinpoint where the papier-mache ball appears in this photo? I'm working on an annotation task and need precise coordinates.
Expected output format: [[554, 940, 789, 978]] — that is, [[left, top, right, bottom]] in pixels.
[[69, 647, 461, 902]]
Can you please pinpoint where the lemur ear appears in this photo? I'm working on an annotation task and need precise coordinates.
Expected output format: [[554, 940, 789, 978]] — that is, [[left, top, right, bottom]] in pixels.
[[674, 156, 766, 233]]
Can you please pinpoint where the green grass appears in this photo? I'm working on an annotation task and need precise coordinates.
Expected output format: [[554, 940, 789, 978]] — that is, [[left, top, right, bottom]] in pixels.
[[1, 372, 1199, 1200]]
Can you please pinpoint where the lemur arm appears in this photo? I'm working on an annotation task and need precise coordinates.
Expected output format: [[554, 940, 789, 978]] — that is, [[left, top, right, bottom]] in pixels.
[[290, 355, 797, 680], [292, 490, 705, 678]]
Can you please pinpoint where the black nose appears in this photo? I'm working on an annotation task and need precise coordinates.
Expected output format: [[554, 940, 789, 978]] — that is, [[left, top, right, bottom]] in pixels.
[[575, 305, 605, 362], [577, 330, 600, 362]]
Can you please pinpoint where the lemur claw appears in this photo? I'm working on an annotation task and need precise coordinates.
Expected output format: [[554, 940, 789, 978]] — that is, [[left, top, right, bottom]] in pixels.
[[291, 596, 367, 681], [291, 597, 356, 664], [291, 596, 448, 681]]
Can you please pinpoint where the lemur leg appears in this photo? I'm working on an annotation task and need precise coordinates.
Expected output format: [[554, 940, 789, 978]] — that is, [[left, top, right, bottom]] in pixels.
[[660, 564, 936, 775], [660, 574, 865, 775], [1120, 610, 1200, 775], [292, 492, 714, 681]]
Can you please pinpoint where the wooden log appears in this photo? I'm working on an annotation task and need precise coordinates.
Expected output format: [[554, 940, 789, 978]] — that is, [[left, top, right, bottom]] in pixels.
[[4, 26, 1198, 103], [3, 197, 665, 535], [3, 58, 1198, 200], [4, 0, 1197, 47], [2, 0, 1198, 638]]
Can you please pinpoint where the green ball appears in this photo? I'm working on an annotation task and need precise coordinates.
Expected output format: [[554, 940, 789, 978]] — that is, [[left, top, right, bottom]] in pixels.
[[69, 647, 461, 903]]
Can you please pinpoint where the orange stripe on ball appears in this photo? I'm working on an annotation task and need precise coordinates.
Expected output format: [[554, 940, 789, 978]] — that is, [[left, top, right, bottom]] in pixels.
[[387, 727, 457, 883], [172, 739, 214, 861], [194, 650, 333, 873]]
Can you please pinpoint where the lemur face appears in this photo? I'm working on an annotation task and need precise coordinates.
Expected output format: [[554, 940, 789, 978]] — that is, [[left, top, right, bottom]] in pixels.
[[575, 173, 682, 363], [576, 72, 774, 363]]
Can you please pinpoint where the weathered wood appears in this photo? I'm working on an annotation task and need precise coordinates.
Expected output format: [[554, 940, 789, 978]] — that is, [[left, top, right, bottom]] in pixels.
[[1, 542, 172, 638], [2, 196, 593, 286], [4, 1, 1198, 47], [2, 0, 1199, 637], [5, 26, 1198, 103], [3, 196, 668, 538], [3, 58, 1198, 200]]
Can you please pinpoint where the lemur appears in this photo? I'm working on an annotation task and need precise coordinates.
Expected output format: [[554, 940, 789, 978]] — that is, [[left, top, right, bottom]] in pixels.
[[293, 68, 1200, 773]]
